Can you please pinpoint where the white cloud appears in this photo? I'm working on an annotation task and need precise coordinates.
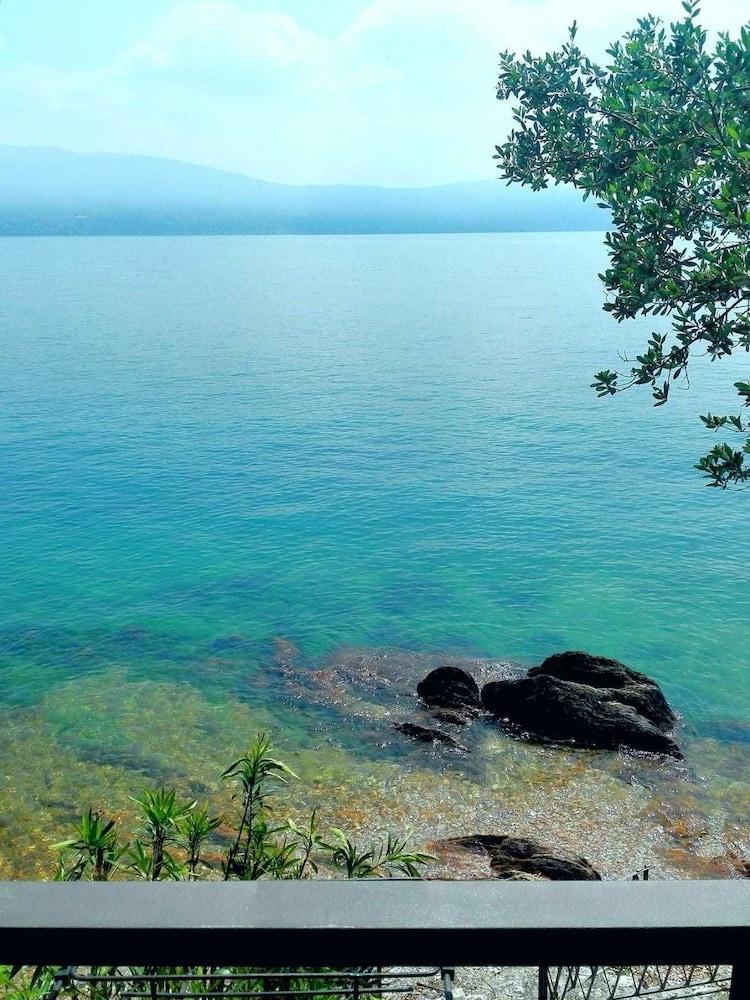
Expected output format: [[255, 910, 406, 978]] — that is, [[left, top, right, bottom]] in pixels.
[[126, 2, 331, 70], [347, 0, 750, 57], [1, 0, 748, 185]]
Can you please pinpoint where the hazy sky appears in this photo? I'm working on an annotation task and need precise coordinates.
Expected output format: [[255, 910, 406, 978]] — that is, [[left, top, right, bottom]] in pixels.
[[1, 1, 748, 186]]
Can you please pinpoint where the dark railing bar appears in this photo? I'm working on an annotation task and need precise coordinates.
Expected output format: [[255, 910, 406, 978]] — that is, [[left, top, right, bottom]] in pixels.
[[730, 962, 749, 999], [75, 970, 439, 983], [46, 965, 75, 1000], [78, 985, 421, 996], [62, 968, 455, 1000], [101, 992, 389, 999], [1, 880, 749, 968]]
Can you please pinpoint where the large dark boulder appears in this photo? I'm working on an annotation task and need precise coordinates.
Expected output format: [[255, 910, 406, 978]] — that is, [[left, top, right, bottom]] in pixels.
[[532, 651, 675, 729], [394, 721, 470, 754], [438, 834, 601, 880], [481, 651, 680, 757], [417, 666, 482, 715]]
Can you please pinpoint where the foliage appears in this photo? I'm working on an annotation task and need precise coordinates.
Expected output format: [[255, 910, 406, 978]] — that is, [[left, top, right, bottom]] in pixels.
[[495, 2, 750, 487], [16, 735, 433, 997], [0, 966, 54, 1000], [53, 733, 432, 882], [324, 828, 433, 879], [52, 809, 125, 882], [221, 732, 299, 879], [180, 803, 223, 880], [128, 786, 196, 880]]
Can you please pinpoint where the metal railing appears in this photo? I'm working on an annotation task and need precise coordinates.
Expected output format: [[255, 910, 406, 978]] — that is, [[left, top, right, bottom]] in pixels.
[[543, 964, 731, 999], [43, 965, 454, 1000], [1, 881, 747, 1000]]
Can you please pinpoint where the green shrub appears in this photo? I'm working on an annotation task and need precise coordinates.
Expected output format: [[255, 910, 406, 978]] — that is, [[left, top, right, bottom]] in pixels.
[[53, 733, 433, 882], [12, 735, 432, 997]]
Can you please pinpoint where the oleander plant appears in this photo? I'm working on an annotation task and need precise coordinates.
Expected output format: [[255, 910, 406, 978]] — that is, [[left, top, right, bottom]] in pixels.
[[7, 734, 433, 998]]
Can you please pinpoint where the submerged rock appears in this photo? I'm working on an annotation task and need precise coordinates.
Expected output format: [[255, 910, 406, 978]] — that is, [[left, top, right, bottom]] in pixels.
[[272, 636, 301, 677], [207, 634, 252, 653], [435, 834, 601, 880], [394, 721, 470, 754], [727, 854, 750, 879], [481, 650, 680, 757], [417, 665, 482, 715], [431, 709, 470, 727]]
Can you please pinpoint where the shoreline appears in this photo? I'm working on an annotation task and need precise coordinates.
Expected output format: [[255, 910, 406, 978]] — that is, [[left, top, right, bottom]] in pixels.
[[0, 642, 748, 880]]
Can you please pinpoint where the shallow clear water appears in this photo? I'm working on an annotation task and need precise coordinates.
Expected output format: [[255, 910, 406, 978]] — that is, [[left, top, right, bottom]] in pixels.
[[2, 232, 749, 876]]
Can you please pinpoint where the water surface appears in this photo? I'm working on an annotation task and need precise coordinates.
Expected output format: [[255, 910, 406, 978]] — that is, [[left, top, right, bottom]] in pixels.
[[2, 233, 749, 876]]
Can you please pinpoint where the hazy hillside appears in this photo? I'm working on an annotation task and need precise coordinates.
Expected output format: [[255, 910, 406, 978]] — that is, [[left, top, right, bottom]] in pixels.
[[0, 146, 608, 236]]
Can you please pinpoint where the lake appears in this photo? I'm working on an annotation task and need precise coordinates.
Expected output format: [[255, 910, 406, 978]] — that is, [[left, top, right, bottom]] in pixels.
[[2, 232, 749, 877]]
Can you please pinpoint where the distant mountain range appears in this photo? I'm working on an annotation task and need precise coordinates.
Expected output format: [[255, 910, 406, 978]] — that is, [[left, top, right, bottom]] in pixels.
[[0, 146, 608, 236]]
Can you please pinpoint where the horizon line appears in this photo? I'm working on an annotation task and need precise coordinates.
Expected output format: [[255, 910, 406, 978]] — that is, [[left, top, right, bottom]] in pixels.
[[0, 142, 513, 192], [0, 229, 610, 240]]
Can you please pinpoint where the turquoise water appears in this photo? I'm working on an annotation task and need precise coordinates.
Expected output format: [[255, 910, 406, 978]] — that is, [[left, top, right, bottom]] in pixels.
[[2, 232, 750, 875], [3, 231, 748, 717]]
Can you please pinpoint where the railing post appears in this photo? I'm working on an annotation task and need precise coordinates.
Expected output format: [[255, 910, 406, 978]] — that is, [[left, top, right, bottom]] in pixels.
[[441, 967, 455, 1000], [730, 963, 750, 999], [538, 965, 549, 1000], [45, 966, 74, 1000]]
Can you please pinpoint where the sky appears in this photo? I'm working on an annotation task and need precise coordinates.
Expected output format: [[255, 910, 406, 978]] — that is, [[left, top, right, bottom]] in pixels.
[[0, 0, 748, 187]]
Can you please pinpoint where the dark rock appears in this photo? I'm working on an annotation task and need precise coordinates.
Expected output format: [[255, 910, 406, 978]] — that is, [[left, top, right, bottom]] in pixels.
[[432, 709, 470, 727], [492, 853, 600, 881], [481, 651, 680, 757], [437, 834, 600, 880], [532, 651, 675, 729], [482, 674, 680, 757], [417, 666, 482, 715], [448, 834, 539, 858], [394, 722, 470, 754], [496, 871, 545, 881]]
